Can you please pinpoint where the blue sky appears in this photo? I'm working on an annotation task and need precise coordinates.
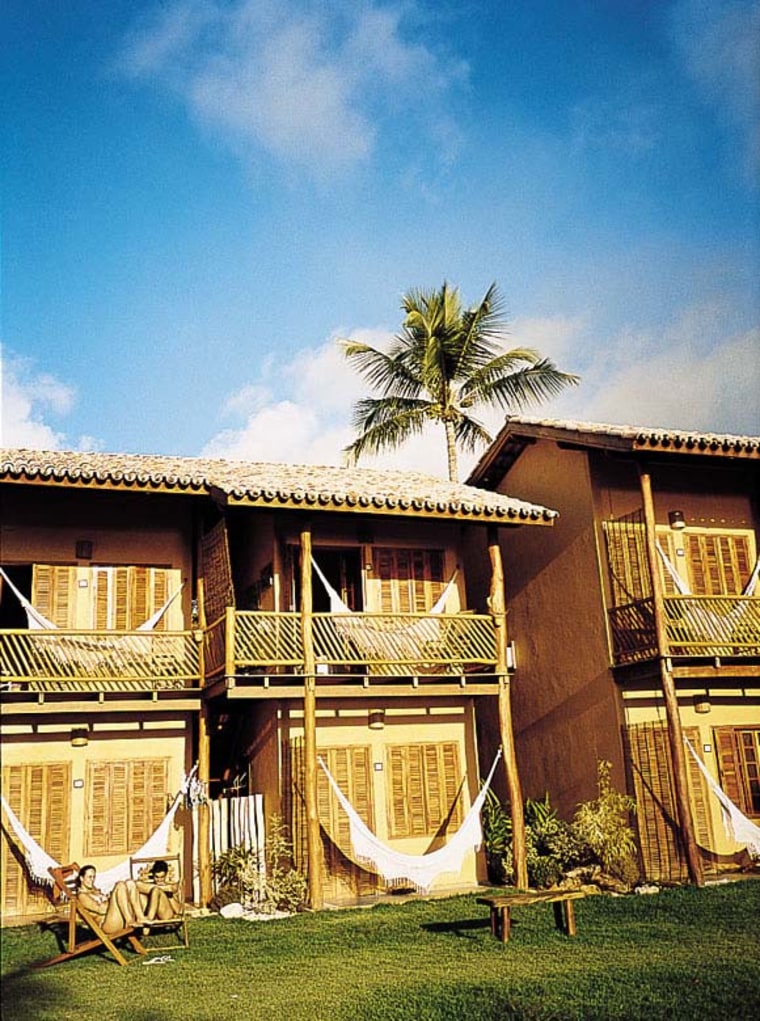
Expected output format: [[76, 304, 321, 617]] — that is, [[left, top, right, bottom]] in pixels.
[[2, 0, 758, 478]]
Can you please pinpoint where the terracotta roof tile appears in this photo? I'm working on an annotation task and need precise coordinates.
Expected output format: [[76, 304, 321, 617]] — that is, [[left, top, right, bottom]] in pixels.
[[0, 448, 557, 524]]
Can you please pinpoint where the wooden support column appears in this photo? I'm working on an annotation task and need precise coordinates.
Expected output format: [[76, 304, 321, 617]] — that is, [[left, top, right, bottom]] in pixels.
[[300, 524, 323, 910], [196, 577, 213, 906], [639, 469, 703, 887], [197, 703, 213, 906], [488, 526, 528, 890]]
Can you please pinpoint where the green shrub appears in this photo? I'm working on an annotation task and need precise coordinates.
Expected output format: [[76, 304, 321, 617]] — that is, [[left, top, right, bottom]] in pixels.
[[211, 813, 307, 913], [572, 760, 640, 885]]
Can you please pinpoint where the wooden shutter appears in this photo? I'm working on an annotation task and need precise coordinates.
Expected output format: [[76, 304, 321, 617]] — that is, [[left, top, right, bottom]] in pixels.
[[313, 744, 378, 897], [85, 759, 169, 856], [386, 742, 462, 840], [200, 520, 235, 624], [715, 726, 760, 817], [371, 549, 445, 614], [683, 726, 713, 854], [686, 534, 753, 596], [32, 566, 76, 627], [602, 521, 651, 606], [624, 722, 687, 883], [1, 762, 71, 918]]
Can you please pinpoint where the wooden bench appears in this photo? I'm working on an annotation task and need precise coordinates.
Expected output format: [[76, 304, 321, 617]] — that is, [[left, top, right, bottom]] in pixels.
[[476, 890, 585, 943]]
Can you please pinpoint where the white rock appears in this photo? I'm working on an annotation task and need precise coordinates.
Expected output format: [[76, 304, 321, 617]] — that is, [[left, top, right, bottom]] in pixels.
[[219, 902, 245, 918]]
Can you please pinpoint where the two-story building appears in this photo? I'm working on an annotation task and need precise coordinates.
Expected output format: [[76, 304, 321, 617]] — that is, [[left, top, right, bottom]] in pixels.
[[0, 448, 556, 921], [468, 418, 760, 884]]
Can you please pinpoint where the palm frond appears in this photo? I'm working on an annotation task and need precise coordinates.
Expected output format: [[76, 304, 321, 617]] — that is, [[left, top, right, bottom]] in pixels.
[[471, 359, 580, 411], [343, 400, 433, 464], [453, 414, 493, 454]]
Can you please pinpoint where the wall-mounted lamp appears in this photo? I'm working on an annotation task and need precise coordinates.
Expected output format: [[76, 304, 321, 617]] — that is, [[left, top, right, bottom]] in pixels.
[[70, 727, 89, 748], [694, 697, 711, 715], [668, 510, 686, 531], [506, 641, 517, 671], [368, 709, 385, 730], [75, 540, 94, 559]]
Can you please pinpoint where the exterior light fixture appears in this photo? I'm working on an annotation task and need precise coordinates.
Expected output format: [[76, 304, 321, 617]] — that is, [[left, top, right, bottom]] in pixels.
[[668, 511, 686, 530], [75, 540, 94, 559], [70, 727, 89, 747], [694, 696, 711, 715], [368, 709, 385, 730]]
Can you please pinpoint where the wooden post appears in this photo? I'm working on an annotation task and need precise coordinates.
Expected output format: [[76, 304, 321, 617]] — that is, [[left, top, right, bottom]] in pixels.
[[195, 577, 213, 907], [639, 469, 704, 887], [197, 702, 213, 906], [300, 524, 323, 910], [488, 526, 528, 890]]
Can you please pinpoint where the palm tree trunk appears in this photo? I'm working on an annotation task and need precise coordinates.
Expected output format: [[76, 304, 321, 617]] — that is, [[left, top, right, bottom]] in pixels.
[[444, 421, 458, 482]]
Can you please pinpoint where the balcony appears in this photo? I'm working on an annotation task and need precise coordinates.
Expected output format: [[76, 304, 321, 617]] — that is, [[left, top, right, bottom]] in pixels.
[[609, 595, 760, 665], [203, 609, 500, 696], [0, 628, 201, 696]]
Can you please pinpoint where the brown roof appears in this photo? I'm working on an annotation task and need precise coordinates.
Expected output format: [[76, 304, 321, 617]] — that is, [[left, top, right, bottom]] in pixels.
[[0, 448, 557, 525], [468, 416, 760, 485]]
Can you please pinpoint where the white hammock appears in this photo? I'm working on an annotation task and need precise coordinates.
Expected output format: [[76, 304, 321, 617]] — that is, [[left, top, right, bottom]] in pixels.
[[318, 748, 502, 892], [684, 738, 760, 858], [0, 567, 184, 672], [311, 557, 459, 674], [655, 543, 760, 653], [0, 765, 197, 893]]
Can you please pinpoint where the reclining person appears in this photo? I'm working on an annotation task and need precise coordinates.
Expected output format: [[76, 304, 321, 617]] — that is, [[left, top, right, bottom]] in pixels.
[[136, 859, 182, 922], [75, 865, 146, 933]]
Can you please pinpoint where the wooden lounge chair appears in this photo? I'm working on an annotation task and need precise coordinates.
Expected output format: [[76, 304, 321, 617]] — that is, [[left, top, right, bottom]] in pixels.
[[35, 863, 147, 968], [130, 854, 189, 950]]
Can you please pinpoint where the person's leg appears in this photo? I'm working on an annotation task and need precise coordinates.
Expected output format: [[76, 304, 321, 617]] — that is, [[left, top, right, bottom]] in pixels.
[[101, 885, 132, 933]]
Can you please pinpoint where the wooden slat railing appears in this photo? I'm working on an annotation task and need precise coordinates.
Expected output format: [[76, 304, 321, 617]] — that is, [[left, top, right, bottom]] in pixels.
[[233, 611, 304, 671], [664, 595, 760, 656], [0, 629, 200, 690], [608, 595, 760, 663], [312, 611, 497, 673]]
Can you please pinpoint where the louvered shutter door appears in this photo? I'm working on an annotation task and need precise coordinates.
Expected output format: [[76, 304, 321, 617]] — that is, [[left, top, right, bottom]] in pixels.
[[686, 534, 753, 596], [1, 763, 71, 918], [387, 742, 463, 839], [131, 568, 150, 630], [372, 550, 446, 614], [387, 746, 411, 837], [151, 570, 169, 631], [32, 566, 75, 627], [737, 731, 760, 815], [682, 726, 714, 871], [1, 766, 25, 913], [714, 727, 745, 811], [656, 530, 680, 596], [86, 759, 168, 856], [625, 722, 687, 883], [316, 745, 377, 897]]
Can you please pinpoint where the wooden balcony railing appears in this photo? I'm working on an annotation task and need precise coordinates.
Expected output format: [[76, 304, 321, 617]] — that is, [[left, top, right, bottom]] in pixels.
[[203, 609, 498, 682], [1, 611, 501, 695], [609, 595, 760, 664], [0, 629, 201, 691]]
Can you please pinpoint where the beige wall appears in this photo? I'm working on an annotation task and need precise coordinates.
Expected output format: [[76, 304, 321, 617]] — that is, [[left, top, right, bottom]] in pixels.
[[248, 695, 483, 900], [0, 487, 196, 624], [1, 717, 193, 919]]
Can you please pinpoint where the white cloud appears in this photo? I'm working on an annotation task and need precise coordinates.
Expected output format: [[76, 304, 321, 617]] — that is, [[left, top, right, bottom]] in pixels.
[[544, 308, 760, 436], [201, 302, 760, 480], [0, 350, 74, 449], [117, 0, 464, 179], [671, 0, 760, 180]]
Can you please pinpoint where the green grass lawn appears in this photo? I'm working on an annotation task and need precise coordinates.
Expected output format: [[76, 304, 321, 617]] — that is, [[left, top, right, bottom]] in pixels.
[[2, 882, 759, 1021]]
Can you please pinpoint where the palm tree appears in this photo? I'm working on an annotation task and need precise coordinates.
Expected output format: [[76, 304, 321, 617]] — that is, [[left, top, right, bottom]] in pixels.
[[342, 282, 579, 481]]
